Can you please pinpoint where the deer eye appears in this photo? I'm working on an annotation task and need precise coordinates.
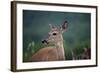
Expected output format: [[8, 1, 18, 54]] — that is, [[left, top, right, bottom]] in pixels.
[[53, 33, 57, 36]]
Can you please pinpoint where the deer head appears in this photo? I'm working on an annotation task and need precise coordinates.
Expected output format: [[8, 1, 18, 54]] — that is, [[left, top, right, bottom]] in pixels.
[[42, 21, 68, 47]]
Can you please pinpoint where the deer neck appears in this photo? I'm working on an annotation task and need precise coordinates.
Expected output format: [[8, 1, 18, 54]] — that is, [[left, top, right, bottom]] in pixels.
[[56, 42, 64, 50], [56, 41, 65, 54], [56, 35, 64, 49], [55, 36, 65, 60]]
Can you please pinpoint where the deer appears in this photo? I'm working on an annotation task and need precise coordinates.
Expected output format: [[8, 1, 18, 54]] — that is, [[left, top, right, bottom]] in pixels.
[[30, 21, 68, 62]]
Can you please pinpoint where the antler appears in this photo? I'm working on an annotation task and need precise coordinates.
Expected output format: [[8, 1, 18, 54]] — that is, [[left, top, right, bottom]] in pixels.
[[49, 24, 56, 29]]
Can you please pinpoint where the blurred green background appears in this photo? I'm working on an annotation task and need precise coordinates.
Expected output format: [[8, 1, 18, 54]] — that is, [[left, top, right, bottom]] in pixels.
[[23, 10, 91, 62]]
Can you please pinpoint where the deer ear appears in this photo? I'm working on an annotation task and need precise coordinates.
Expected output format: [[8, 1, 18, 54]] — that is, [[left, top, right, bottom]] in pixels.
[[60, 21, 68, 33]]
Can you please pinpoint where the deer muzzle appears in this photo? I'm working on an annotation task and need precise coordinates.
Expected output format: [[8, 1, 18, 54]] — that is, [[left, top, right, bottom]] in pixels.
[[42, 39, 49, 44]]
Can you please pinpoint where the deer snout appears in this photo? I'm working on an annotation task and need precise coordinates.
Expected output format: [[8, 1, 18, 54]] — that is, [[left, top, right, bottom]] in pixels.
[[42, 39, 48, 44]]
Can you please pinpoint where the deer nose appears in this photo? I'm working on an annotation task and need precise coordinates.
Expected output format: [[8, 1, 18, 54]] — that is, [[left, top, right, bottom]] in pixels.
[[42, 40, 48, 44]]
